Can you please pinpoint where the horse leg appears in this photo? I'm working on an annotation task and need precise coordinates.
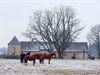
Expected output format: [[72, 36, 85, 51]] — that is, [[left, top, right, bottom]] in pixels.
[[42, 60, 44, 64], [48, 59, 51, 64], [22, 59, 23, 63], [22, 58, 25, 63], [42, 59, 44, 64], [33, 60, 35, 66], [41, 59, 43, 64], [24, 60, 28, 65], [20, 58, 23, 63], [34, 60, 36, 63], [39, 59, 41, 64]]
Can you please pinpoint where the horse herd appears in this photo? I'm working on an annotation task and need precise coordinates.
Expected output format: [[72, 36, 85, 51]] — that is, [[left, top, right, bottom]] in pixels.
[[20, 52, 56, 66]]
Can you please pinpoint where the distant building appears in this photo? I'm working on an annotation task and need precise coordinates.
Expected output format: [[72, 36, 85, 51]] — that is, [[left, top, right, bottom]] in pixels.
[[8, 36, 89, 59]]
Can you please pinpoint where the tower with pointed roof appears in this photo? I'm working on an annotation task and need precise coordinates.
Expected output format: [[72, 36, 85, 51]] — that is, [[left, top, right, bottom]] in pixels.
[[8, 36, 21, 56]]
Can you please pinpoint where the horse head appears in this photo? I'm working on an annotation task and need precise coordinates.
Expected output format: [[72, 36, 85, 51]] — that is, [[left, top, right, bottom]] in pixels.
[[50, 52, 56, 58]]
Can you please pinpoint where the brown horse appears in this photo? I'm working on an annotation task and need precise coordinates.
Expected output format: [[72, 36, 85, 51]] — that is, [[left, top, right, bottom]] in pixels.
[[39, 53, 47, 64], [24, 53, 46, 65], [24, 54, 37, 66], [39, 52, 56, 64], [46, 52, 56, 64], [33, 53, 47, 64], [24, 52, 56, 65]]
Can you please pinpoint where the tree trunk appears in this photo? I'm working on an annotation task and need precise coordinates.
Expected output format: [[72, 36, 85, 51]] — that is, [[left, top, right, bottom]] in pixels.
[[58, 52, 63, 59]]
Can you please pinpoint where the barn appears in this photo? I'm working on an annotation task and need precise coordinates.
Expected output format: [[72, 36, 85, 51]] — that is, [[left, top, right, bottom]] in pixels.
[[8, 36, 89, 59]]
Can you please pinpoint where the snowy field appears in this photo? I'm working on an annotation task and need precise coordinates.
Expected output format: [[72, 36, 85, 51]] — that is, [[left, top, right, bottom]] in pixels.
[[0, 59, 100, 75]]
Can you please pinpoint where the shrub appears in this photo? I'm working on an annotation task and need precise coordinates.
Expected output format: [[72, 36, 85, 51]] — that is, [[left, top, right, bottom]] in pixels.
[[3, 55, 20, 59]]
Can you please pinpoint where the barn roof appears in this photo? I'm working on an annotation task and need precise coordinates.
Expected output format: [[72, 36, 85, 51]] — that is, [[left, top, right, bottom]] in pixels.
[[66, 42, 88, 51], [20, 41, 33, 51], [20, 41, 88, 52], [8, 36, 20, 45]]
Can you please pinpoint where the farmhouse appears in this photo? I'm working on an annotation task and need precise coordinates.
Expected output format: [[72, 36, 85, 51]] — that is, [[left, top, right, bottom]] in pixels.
[[8, 36, 89, 59]]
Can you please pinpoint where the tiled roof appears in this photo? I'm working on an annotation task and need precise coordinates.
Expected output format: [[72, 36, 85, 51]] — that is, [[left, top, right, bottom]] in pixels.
[[66, 42, 88, 51], [20, 41, 33, 50], [8, 36, 20, 45], [20, 41, 48, 51], [20, 41, 88, 52]]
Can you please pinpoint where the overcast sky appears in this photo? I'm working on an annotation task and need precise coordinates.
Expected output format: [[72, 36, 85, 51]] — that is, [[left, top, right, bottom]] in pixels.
[[0, 0, 100, 48]]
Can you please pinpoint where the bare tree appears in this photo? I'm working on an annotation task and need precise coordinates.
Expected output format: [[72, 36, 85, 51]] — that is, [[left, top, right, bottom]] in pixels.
[[87, 24, 100, 56], [23, 6, 83, 58]]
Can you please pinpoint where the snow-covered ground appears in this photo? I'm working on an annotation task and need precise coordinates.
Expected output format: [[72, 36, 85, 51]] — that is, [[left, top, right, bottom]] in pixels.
[[0, 59, 100, 75]]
